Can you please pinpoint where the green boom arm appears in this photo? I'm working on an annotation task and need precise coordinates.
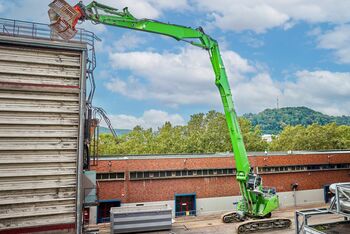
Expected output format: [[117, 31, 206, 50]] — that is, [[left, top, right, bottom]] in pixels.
[[83, 1, 250, 179], [82, 2, 250, 179], [71, 1, 278, 218]]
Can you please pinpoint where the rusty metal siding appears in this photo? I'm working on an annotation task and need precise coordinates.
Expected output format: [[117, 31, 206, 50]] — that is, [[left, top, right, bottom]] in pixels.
[[0, 38, 85, 231]]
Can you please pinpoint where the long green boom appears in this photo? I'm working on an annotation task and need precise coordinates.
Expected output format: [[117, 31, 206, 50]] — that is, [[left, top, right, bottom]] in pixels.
[[51, 0, 280, 219], [84, 1, 250, 181]]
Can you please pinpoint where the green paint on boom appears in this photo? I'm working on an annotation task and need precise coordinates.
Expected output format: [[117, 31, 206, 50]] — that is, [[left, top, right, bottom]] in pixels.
[[49, 0, 282, 222]]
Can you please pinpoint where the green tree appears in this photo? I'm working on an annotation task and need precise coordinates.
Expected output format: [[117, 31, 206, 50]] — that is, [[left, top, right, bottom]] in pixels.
[[154, 122, 187, 154], [97, 133, 119, 155], [269, 123, 350, 151], [239, 118, 268, 151], [185, 113, 206, 153], [96, 110, 279, 155]]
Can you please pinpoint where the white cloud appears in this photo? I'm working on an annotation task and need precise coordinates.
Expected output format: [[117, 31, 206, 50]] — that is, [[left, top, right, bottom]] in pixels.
[[111, 0, 160, 19], [79, 21, 106, 34], [106, 47, 256, 108], [105, 45, 350, 116], [77, 0, 189, 19], [282, 70, 350, 115], [193, 0, 350, 33], [0, 2, 4, 13], [107, 109, 185, 129], [234, 73, 282, 112], [112, 32, 147, 52], [317, 24, 350, 64], [240, 35, 264, 48], [0, 0, 189, 25]]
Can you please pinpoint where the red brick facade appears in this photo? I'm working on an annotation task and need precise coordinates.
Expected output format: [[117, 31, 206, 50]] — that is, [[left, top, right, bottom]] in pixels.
[[91, 152, 350, 203]]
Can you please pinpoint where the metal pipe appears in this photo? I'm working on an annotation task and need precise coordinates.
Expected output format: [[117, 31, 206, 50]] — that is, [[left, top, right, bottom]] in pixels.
[[330, 183, 350, 213], [76, 48, 87, 234]]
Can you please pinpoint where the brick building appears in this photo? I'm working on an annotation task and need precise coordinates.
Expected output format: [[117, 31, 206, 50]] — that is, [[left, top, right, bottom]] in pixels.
[[88, 151, 350, 223]]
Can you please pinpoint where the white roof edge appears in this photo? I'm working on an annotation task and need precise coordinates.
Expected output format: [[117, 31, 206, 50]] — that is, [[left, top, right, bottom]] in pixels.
[[97, 150, 350, 161]]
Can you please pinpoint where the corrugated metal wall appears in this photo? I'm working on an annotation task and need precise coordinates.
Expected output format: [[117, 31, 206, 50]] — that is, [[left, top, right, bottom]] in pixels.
[[0, 40, 85, 231]]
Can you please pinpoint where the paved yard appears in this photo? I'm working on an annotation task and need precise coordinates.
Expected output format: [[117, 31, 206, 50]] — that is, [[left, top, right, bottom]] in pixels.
[[94, 203, 346, 234]]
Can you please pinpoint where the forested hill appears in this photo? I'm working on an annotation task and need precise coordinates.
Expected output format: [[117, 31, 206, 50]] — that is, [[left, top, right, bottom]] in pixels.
[[243, 106, 350, 134]]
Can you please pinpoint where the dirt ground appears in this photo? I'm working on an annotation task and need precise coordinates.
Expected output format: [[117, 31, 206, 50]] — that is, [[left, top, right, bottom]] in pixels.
[[94, 203, 347, 234]]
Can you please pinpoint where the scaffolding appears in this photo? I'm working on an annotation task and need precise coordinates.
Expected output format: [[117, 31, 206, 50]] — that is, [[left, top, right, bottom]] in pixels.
[[295, 183, 350, 234]]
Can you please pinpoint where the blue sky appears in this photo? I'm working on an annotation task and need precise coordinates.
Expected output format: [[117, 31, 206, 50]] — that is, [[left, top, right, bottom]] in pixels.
[[1, 0, 350, 129]]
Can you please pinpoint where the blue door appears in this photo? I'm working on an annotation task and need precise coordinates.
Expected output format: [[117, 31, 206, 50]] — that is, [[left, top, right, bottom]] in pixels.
[[97, 200, 121, 223], [175, 194, 196, 217]]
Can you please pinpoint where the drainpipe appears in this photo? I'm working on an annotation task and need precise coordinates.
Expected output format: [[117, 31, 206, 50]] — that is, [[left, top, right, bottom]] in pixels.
[[291, 183, 299, 207]]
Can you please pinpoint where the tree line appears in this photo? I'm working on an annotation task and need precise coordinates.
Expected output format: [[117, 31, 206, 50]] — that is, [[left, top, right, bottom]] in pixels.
[[96, 110, 350, 155]]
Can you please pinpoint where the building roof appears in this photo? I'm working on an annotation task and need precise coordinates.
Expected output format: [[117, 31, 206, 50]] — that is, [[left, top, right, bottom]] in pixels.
[[98, 150, 350, 161]]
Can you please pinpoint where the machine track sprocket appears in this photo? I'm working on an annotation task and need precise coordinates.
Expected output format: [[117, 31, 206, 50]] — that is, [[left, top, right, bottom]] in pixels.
[[236, 218, 291, 233]]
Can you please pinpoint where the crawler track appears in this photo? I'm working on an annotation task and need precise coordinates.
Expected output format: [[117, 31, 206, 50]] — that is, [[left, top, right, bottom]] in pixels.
[[221, 211, 246, 223], [236, 218, 291, 233]]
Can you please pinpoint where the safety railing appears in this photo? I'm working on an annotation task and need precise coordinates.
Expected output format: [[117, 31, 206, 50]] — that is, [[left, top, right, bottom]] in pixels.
[[0, 17, 99, 46], [329, 183, 350, 216]]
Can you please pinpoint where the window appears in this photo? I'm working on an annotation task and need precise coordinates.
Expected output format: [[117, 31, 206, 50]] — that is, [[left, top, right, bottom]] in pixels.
[[307, 165, 319, 170], [128, 168, 236, 180], [137, 172, 143, 179], [144, 172, 150, 178], [97, 172, 125, 181], [130, 172, 136, 179], [257, 163, 350, 174], [110, 173, 117, 179]]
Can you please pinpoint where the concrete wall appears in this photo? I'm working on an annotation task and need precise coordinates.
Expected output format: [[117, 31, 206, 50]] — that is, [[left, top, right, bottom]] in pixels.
[[91, 188, 326, 221], [196, 196, 239, 215], [195, 189, 324, 215], [89, 206, 97, 225], [278, 189, 324, 207]]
